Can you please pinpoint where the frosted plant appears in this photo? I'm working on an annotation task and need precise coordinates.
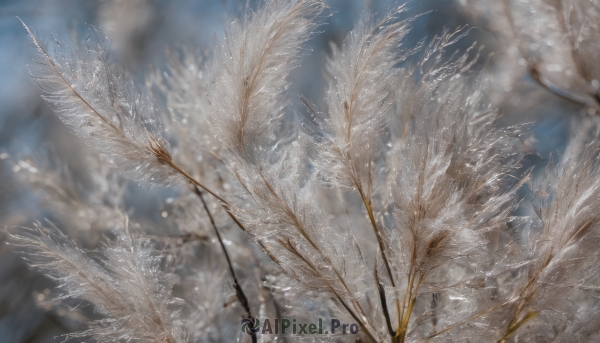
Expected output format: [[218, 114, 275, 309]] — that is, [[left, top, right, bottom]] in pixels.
[[457, 0, 600, 113], [7, 150, 127, 237], [8, 0, 600, 342], [504, 0, 600, 111], [491, 132, 600, 342], [7, 221, 187, 343], [21, 21, 183, 187]]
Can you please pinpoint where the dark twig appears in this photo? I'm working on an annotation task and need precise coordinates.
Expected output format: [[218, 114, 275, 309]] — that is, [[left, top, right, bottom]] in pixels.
[[193, 186, 256, 343], [376, 267, 396, 337]]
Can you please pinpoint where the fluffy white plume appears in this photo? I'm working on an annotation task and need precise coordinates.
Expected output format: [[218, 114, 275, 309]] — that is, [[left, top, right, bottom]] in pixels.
[[8, 222, 187, 343], [15, 1, 600, 342], [388, 70, 526, 341], [8, 151, 127, 235], [208, 0, 325, 163], [147, 49, 227, 186], [457, 0, 600, 111], [491, 134, 600, 342], [205, 2, 388, 341], [22, 21, 180, 187], [318, 6, 414, 196]]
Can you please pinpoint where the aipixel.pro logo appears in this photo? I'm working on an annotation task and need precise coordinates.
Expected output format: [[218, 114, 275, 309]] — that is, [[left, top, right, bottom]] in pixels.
[[241, 316, 359, 336]]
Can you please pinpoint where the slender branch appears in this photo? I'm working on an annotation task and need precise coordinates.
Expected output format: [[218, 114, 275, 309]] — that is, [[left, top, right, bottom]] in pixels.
[[496, 311, 538, 343], [396, 266, 416, 343], [176, 163, 375, 341], [193, 188, 250, 313], [376, 268, 396, 337], [193, 187, 257, 343], [256, 172, 381, 338], [278, 238, 379, 343], [428, 299, 515, 339], [360, 190, 396, 287], [360, 188, 401, 336]]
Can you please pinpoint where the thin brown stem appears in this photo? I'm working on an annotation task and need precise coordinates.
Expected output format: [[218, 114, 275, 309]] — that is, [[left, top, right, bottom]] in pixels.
[[427, 299, 515, 339], [162, 158, 253, 236], [358, 187, 401, 339], [496, 311, 538, 343], [256, 171, 380, 336], [394, 141, 430, 342], [165, 158, 377, 342], [396, 266, 417, 343], [278, 238, 379, 343]]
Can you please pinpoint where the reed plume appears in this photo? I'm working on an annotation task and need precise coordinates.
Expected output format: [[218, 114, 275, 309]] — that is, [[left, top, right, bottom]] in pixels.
[[9, 1, 600, 342]]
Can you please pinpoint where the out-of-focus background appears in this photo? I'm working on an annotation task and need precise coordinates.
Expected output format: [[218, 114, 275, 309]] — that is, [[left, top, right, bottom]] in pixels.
[[0, 0, 579, 341]]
